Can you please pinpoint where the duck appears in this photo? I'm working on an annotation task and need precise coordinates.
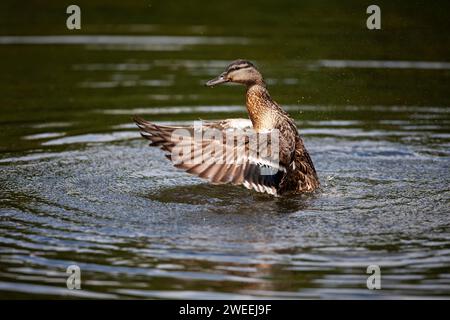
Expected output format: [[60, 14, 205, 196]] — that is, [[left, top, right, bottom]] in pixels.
[[134, 59, 319, 196]]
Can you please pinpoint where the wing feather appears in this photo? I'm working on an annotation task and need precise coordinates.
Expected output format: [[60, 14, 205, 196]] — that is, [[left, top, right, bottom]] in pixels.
[[134, 116, 286, 195]]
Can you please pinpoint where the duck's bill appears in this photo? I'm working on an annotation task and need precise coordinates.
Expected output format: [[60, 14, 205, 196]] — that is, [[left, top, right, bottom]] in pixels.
[[205, 74, 228, 87]]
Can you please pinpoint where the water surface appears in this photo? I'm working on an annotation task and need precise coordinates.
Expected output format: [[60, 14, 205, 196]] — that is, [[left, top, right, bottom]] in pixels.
[[0, 0, 449, 299]]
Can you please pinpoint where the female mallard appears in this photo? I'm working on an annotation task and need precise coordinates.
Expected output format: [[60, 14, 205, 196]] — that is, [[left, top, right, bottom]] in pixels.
[[134, 59, 319, 196]]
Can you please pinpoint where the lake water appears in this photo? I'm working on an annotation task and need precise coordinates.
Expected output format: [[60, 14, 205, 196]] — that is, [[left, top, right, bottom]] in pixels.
[[0, 0, 449, 299]]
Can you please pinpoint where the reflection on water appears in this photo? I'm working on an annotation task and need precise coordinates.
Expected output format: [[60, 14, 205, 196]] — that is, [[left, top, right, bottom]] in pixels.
[[0, 0, 450, 299]]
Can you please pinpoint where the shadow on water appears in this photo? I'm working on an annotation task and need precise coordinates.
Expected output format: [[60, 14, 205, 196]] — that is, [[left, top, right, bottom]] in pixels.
[[145, 183, 315, 214]]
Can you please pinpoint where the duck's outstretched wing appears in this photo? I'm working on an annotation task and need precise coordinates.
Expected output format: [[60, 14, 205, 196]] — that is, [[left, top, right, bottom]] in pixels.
[[133, 116, 286, 196]]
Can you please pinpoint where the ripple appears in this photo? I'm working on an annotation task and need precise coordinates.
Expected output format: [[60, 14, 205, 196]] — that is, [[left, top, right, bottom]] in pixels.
[[0, 281, 117, 298], [115, 289, 261, 299], [23, 132, 65, 140], [0, 35, 250, 49], [1, 103, 449, 299], [313, 60, 450, 70], [42, 131, 138, 146], [79, 79, 173, 88]]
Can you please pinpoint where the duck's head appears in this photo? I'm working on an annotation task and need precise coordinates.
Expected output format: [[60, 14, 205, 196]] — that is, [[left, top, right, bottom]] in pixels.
[[205, 59, 264, 87]]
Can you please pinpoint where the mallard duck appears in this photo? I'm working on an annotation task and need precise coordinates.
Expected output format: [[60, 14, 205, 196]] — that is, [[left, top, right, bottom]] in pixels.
[[134, 59, 319, 196]]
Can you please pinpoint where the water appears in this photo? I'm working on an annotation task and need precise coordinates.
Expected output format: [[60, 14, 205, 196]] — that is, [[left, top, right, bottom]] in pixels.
[[0, 0, 449, 299]]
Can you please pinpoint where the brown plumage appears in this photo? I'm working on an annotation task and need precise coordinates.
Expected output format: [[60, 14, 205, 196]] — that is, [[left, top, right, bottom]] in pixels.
[[134, 59, 319, 196]]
